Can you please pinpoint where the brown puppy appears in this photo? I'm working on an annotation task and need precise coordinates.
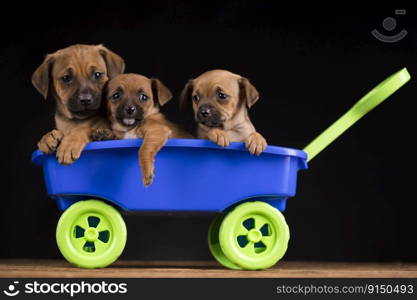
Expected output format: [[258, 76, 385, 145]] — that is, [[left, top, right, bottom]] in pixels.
[[97, 73, 192, 186], [180, 69, 267, 155], [32, 44, 125, 164]]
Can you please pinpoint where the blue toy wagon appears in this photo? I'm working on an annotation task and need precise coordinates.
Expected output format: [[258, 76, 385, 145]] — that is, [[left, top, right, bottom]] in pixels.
[[32, 69, 410, 270]]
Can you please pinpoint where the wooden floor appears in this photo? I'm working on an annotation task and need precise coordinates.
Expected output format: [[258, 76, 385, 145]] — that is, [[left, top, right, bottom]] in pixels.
[[0, 260, 416, 278]]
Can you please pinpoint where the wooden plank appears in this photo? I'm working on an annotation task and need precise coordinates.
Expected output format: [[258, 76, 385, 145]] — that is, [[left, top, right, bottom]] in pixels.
[[0, 260, 416, 278]]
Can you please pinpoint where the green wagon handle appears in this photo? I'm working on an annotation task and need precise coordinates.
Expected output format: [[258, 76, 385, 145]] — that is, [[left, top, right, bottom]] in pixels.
[[303, 68, 411, 162]]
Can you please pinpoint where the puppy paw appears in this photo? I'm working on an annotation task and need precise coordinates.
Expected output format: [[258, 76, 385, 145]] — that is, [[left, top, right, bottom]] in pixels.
[[245, 132, 267, 155], [141, 163, 155, 187], [142, 174, 154, 187], [37, 129, 64, 154], [91, 128, 115, 141], [207, 128, 230, 147], [56, 137, 86, 165]]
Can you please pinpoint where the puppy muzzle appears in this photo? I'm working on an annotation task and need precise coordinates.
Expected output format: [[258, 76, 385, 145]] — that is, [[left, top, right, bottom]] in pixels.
[[196, 105, 224, 128], [68, 93, 101, 116], [116, 105, 144, 127]]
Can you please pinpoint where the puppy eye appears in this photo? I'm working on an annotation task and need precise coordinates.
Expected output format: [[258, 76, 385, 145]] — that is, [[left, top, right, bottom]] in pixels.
[[61, 75, 72, 84], [192, 95, 200, 103], [139, 94, 148, 101], [112, 92, 121, 100], [216, 90, 228, 100], [93, 72, 103, 80]]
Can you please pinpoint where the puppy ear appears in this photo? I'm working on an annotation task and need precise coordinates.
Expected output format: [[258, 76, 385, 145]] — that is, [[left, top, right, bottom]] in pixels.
[[32, 55, 55, 99], [98, 45, 125, 79], [239, 77, 259, 108], [151, 78, 173, 106], [179, 79, 194, 111]]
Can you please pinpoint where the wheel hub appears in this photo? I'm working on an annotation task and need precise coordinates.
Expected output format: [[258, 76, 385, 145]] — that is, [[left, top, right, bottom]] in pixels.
[[247, 229, 262, 243], [85, 227, 99, 242]]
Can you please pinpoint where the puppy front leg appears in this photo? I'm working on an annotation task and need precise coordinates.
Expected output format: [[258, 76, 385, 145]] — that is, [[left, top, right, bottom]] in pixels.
[[245, 131, 267, 155], [138, 125, 171, 187], [38, 129, 64, 153], [56, 126, 91, 164], [207, 128, 230, 147]]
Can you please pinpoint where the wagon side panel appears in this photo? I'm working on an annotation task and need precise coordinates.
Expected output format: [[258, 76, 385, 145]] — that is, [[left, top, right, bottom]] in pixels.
[[41, 146, 305, 212]]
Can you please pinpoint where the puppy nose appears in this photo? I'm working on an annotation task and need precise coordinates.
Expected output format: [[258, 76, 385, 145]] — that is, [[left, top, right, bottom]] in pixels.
[[199, 105, 212, 118], [125, 106, 136, 115], [78, 93, 93, 106]]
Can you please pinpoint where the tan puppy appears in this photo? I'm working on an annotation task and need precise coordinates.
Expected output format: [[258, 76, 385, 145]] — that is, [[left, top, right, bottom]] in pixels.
[[32, 44, 125, 164], [94, 73, 192, 186], [180, 69, 267, 155]]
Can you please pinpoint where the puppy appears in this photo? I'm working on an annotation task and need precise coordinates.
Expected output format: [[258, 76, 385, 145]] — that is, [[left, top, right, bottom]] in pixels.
[[96, 73, 192, 186], [180, 69, 267, 155], [32, 44, 125, 164]]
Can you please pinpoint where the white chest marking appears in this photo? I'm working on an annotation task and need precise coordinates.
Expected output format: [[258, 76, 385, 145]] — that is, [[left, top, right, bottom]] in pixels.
[[123, 131, 138, 139]]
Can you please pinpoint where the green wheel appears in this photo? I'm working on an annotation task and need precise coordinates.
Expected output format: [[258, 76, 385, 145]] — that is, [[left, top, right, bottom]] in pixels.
[[219, 201, 290, 270], [208, 214, 242, 270], [56, 200, 127, 268]]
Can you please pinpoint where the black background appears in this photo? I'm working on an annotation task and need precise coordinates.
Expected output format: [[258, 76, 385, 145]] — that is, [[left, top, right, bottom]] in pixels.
[[1, 1, 416, 262]]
